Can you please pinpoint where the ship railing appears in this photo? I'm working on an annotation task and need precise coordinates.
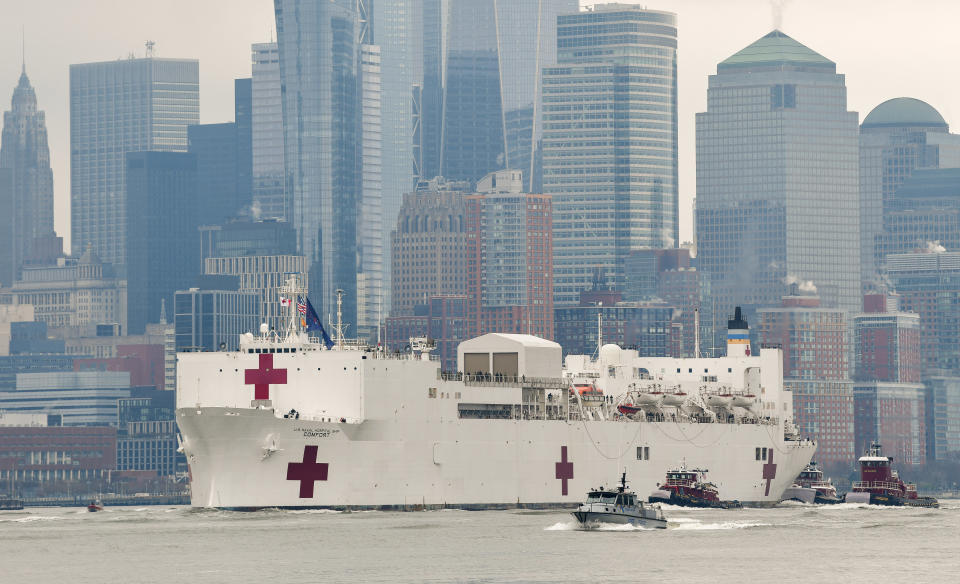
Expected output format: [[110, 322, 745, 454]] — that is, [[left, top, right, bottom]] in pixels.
[[450, 373, 567, 388], [852, 480, 901, 491]]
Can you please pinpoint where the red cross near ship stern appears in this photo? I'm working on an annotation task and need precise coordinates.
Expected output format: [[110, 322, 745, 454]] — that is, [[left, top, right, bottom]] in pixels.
[[555, 446, 574, 496], [287, 445, 329, 498], [762, 449, 777, 496], [245, 353, 287, 400]]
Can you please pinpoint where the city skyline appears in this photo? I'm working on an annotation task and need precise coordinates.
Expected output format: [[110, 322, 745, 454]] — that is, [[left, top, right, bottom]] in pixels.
[[2, 0, 959, 252]]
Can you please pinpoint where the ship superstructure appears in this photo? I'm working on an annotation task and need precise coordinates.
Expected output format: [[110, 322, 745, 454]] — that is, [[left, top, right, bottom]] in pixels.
[[176, 291, 815, 509]]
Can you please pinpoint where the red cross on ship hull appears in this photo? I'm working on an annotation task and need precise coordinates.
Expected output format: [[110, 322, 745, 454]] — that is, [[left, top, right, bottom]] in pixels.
[[762, 449, 777, 496], [555, 446, 574, 496], [287, 445, 330, 498]]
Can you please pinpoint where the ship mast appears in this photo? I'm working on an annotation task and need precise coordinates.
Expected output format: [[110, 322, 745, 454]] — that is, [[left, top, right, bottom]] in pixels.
[[332, 288, 348, 350]]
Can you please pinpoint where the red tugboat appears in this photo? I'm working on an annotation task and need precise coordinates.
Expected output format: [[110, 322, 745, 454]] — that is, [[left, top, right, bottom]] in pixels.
[[648, 464, 742, 508], [780, 461, 842, 504], [844, 443, 938, 508]]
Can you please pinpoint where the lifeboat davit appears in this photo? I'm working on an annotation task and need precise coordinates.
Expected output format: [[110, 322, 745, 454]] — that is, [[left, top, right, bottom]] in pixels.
[[731, 394, 757, 408]]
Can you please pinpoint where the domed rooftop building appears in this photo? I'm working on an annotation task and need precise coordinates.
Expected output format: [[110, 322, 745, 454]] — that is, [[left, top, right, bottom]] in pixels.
[[860, 97, 960, 286], [861, 97, 948, 131]]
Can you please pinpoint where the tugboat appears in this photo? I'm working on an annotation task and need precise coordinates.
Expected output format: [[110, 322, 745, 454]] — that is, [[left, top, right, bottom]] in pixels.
[[87, 498, 105, 512], [844, 443, 938, 508], [572, 471, 667, 529], [781, 461, 842, 504], [648, 464, 742, 509]]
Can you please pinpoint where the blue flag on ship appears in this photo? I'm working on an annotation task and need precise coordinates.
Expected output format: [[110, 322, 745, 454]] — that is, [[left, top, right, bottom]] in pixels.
[[301, 296, 334, 349]]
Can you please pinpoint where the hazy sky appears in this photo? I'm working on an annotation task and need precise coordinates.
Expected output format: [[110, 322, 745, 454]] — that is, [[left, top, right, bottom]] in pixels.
[[1, 0, 958, 253]]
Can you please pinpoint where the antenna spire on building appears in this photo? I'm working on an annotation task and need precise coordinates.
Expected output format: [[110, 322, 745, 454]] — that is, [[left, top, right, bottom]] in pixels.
[[146, 41, 156, 58]]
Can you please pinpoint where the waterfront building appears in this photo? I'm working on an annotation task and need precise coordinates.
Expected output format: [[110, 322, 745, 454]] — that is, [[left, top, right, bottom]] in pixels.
[[63, 322, 174, 391], [2, 245, 125, 337], [758, 294, 855, 465], [125, 152, 199, 335], [860, 98, 960, 285], [0, 66, 54, 286], [174, 285, 260, 352], [543, 5, 679, 305], [852, 294, 925, 466], [0, 424, 116, 485], [73, 344, 166, 392], [70, 56, 199, 266], [0, 370, 132, 426], [696, 31, 860, 350], [116, 390, 181, 476], [390, 178, 468, 317], [465, 170, 553, 339]]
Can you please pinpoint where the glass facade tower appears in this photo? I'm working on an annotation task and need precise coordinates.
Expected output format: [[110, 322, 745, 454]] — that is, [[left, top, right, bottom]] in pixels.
[[439, 0, 576, 189], [275, 0, 361, 326], [543, 5, 679, 306], [251, 42, 286, 221], [69, 58, 199, 266], [696, 31, 860, 338]]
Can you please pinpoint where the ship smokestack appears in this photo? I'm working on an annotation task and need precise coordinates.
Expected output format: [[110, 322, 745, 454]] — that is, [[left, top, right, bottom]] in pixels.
[[726, 306, 751, 357]]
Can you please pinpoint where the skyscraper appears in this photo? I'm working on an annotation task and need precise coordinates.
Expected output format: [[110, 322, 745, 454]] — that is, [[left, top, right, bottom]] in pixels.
[[251, 42, 285, 220], [275, 0, 362, 328], [0, 66, 54, 286], [543, 5, 679, 306], [125, 152, 199, 334], [439, 0, 576, 189], [465, 170, 553, 339], [390, 177, 468, 317], [860, 98, 960, 283], [696, 31, 860, 334], [70, 57, 199, 266]]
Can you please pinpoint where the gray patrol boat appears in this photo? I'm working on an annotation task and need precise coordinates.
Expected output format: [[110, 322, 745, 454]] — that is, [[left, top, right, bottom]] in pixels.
[[572, 472, 667, 529]]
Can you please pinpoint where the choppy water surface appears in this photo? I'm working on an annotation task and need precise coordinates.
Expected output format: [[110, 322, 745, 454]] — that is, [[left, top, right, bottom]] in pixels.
[[2, 501, 958, 583]]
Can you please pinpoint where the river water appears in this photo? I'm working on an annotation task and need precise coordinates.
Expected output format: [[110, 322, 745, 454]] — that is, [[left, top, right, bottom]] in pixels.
[[2, 501, 957, 583]]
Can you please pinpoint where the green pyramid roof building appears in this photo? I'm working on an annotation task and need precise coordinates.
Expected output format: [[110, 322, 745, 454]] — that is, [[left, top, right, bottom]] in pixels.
[[718, 30, 835, 72]]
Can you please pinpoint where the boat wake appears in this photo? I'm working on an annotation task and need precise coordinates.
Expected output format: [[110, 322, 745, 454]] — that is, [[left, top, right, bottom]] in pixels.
[[544, 520, 654, 531], [668, 517, 768, 530]]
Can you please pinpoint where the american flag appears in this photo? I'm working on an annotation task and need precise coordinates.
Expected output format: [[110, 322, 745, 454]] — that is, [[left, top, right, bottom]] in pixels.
[[297, 297, 307, 315]]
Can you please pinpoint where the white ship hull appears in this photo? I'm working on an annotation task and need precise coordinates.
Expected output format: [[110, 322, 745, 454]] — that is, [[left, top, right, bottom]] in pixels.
[[177, 406, 814, 509], [176, 329, 815, 510]]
